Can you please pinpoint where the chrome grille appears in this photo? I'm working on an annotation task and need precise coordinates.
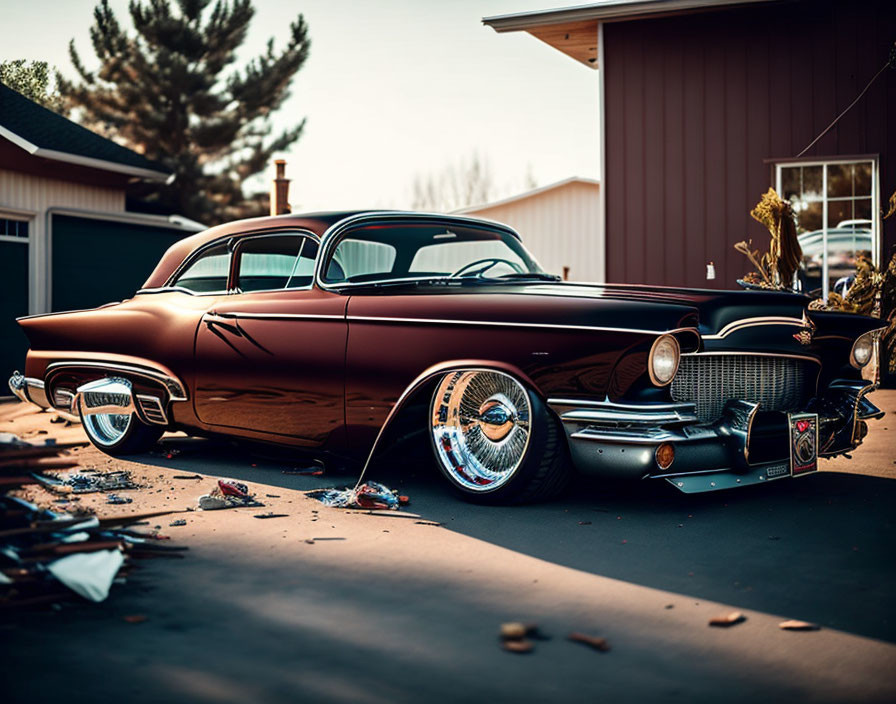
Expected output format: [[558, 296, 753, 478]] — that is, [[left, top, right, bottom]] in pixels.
[[670, 354, 815, 422]]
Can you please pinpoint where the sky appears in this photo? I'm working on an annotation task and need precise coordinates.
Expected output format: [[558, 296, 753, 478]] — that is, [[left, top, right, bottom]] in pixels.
[[1, 0, 600, 211]]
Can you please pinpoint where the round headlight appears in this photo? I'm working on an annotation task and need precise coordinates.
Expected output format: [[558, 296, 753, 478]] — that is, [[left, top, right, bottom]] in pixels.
[[649, 334, 680, 386], [850, 332, 875, 369]]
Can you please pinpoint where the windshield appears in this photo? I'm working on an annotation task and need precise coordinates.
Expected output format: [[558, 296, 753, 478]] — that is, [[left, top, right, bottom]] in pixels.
[[321, 220, 547, 285]]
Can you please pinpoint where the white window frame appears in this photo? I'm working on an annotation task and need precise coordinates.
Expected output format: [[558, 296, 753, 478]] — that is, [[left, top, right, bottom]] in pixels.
[[0, 213, 32, 244], [775, 156, 880, 300]]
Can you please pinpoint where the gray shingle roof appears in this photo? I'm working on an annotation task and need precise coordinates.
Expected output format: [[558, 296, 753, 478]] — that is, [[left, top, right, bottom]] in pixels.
[[0, 82, 170, 181]]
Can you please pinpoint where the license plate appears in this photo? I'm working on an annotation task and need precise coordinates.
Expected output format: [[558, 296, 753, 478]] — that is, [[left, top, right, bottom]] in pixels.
[[788, 412, 819, 476]]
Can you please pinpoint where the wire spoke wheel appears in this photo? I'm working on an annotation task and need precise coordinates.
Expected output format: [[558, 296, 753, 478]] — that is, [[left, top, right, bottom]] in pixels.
[[82, 411, 133, 447], [430, 370, 531, 492]]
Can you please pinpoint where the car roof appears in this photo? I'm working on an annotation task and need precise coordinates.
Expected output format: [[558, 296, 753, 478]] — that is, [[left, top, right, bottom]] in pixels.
[[141, 209, 517, 290]]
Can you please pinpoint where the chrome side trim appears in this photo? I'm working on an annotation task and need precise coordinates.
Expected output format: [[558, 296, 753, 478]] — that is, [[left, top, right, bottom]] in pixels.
[[135, 394, 169, 425], [548, 398, 695, 412], [46, 361, 188, 402], [208, 312, 345, 321], [347, 315, 700, 338], [570, 427, 681, 444], [558, 407, 697, 425], [702, 316, 808, 340]]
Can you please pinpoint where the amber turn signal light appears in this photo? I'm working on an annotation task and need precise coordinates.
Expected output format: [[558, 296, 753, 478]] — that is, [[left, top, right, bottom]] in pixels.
[[655, 443, 675, 470]]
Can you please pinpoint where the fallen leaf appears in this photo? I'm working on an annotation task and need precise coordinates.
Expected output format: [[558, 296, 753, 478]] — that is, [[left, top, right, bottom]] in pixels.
[[501, 622, 528, 640], [501, 639, 534, 654], [568, 632, 610, 652], [779, 619, 820, 631], [709, 612, 746, 627]]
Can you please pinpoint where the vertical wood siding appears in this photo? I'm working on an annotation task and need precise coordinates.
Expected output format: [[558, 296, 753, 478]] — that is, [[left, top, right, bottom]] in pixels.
[[604, 0, 896, 288], [465, 180, 603, 281], [0, 169, 125, 213]]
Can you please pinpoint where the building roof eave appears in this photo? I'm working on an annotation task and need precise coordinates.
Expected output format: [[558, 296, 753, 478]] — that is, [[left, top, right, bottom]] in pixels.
[[455, 176, 600, 214], [0, 123, 171, 182], [482, 0, 778, 32]]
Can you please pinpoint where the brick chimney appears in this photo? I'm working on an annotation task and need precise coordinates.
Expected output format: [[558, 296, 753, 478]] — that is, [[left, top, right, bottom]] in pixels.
[[271, 159, 291, 215]]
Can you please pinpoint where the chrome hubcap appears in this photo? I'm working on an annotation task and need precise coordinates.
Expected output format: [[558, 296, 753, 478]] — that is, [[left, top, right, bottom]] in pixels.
[[82, 408, 132, 447], [431, 370, 531, 492]]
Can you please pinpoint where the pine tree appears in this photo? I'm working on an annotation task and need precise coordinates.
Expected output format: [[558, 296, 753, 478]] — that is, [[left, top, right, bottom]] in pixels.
[[0, 60, 66, 113], [60, 0, 310, 224]]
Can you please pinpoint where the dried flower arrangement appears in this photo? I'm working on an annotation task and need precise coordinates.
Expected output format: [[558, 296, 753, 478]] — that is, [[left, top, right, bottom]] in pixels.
[[734, 188, 802, 289]]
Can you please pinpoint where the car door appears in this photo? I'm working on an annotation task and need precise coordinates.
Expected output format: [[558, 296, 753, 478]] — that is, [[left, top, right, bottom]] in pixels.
[[193, 231, 348, 447]]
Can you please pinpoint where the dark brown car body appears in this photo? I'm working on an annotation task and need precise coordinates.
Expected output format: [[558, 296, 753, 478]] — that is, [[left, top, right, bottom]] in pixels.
[[9, 211, 885, 495]]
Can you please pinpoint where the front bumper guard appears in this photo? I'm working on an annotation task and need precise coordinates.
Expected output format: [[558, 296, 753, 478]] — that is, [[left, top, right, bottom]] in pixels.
[[551, 380, 883, 492]]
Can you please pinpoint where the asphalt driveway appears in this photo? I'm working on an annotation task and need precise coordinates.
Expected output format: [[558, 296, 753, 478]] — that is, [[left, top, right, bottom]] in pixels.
[[2, 392, 895, 703]]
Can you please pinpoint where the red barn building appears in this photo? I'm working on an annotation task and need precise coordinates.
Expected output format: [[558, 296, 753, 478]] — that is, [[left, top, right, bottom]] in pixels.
[[484, 0, 896, 296]]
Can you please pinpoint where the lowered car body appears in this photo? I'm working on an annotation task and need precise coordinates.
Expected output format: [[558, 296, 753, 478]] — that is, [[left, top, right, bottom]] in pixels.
[[8, 210, 885, 502]]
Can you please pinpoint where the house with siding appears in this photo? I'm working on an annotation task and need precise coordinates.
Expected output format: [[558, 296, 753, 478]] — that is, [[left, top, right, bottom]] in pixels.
[[457, 177, 602, 281], [0, 83, 203, 380]]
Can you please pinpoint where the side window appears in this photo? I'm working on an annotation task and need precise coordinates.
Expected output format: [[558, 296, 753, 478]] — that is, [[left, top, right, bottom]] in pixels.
[[172, 243, 230, 293], [324, 239, 397, 283], [236, 234, 319, 292]]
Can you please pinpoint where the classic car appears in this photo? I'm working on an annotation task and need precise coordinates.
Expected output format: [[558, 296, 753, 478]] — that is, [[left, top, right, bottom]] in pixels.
[[7, 210, 886, 503]]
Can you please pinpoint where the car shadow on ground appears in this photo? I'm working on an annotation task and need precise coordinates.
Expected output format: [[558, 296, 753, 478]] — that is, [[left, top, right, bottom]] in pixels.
[[141, 433, 896, 644]]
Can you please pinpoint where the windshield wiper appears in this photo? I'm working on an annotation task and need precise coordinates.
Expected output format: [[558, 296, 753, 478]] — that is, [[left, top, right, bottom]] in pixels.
[[494, 272, 562, 282]]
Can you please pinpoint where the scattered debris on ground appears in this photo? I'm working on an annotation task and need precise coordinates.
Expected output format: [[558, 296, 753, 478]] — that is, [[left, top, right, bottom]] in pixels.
[[709, 611, 746, 627], [779, 619, 820, 631], [172, 474, 203, 480], [34, 469, 138, 494], [169, 519, 187, 527], [198, 479, 263, 510], [308, 482, 409, 510], [499, 622, 548, 654], [567, 632, 611, 652], [253, 512, 288, 519], [1, 434, 187, 608]]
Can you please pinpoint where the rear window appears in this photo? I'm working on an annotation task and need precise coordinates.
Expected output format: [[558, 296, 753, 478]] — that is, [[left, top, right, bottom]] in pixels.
[[172, 244, 230, 293]]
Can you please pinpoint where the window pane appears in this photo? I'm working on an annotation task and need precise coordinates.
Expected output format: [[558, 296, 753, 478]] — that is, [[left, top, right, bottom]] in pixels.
[[827, 200, 853, 229], [237, 235, 318, 291], [325, 239, 397, 283], [854, 163, 872, 196], [781, 167, 802, 202], [0, 218, 29, 238], [410, 240, 527, 275], [174, 244, 230, 292], [793, 200, 823, 233], [827, 163, 852, 198], [802, 165, 823, 199]]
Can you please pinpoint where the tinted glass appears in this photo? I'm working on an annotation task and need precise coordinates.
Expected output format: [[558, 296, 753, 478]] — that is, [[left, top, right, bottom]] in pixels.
[[237, 235, 318, 292], [322, 221, 540, 284], [173, 244, 230, 293]]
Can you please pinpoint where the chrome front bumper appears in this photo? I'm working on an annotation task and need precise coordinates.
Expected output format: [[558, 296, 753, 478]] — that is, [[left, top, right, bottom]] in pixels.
[[549, 380, 883, 493]]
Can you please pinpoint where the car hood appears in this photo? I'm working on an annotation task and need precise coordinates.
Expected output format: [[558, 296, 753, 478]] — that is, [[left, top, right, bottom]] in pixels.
[[348, 279, 880, 353]]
